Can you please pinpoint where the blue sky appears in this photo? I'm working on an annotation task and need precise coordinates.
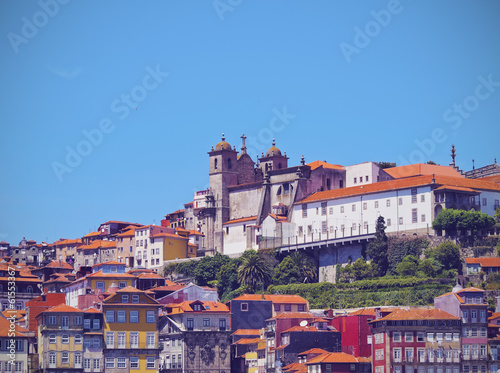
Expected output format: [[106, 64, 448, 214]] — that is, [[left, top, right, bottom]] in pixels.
[[1, 0, 499, 245]]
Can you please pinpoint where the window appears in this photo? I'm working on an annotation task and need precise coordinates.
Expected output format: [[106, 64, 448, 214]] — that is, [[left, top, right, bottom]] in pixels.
[[84, 358, 91, 370], [75, 353, 82, 366], [121, 295, 129, 303], [354, 177, 357, 184], [298, 304, 305, 312], [399, 217, 403, 225], [375, 201, 379, 208], [130, 332, 139, 348], [322, 221, 327, 234], [203, 318, 210, 327], [421, 194, 425, 202], [427, 333, 434, 342], [412, 209, 418, 223], [92, 319, 100, 329], [118, 281, 127, 289], [302, 204, 307, 218], [117, 357, 126, 368], [405, 332, 413, 342], [399, 197, 403, 205], [352, 204, 356, 212], [132, 294, 140, 303], [130, 357, 139, 368], [49, 352, 56, 365], [340, 206, 344, 213], [147, 332, 155, 348], [483, 198, 487, 206], [411, 188, 417, 203], [74, 316, 82, 325], [96, 281, 105, 290], [105, 310, 115, 323], [117, 310, 126, 323], [284, 304, 291, 312], [49, 334, 56, 344], [92, 337, 100, 348], [117, 332, 126, 348], [106, 332, 115, 348], [62, 334, 69, 344], [374, 333, 384, 344], [83, 318, 91, 329], [375, 349, 384, 361], [62, 352, 69, 364], [421, 214, 426, 222], [298, 226, 303, 237], [274, 304, 280, 312], [445, 333, 452, 341], [147, 357, 155, 369], [49, 315, 57, 325], [130, 310, 139, 323], [187, 318, 194, 330], [436, 333, 443, 342], [106, 358, 115, 368], [321, 202, 327, 215], [387, 218, 391, 226], [219, 318, 226, 331], [394, 348, 402, 362], [75, 334, 82, 344], [386, 199, 391, 207], [417, 332, 425, 342], [147, 310, 155, 323], [329, 207, 333, 214], [363, 202, 367, 210], [393, 332, 402, 342]]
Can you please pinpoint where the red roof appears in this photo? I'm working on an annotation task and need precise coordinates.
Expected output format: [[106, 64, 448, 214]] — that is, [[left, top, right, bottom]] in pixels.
[[271, 312, 315, 320], [298, 348, 330, 355], [373, 308, 458, 322], [298, 174, 500, 204], [282, 325, 319, 333], [384, 163, 464, 179], [222, 216, 257, 225], [233, 337, 261, 345], [42, 304, 82, 314], [435, 185, 479, 193], [0, 317, 29, 337], [136, 273, 165, 279], [232, 329, 261, 336], [151, 232, 187, 239], [79, 240, 116, 250], [306, 352, 360, 364], [166, 301, 229, 313], [87, 270, 135, 279], [307, 160, 344, 171], [84, 308, 101, 313], [83, 231, 101, 238], [44, 260, 74, 270], [188, 230, 204, 236], [465, 258, 500, 267], [233, 294, 308, 304]]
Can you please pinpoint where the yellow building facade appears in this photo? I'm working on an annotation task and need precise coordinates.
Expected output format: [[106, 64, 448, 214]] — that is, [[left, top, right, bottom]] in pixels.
[[102, 286, 161, 372]]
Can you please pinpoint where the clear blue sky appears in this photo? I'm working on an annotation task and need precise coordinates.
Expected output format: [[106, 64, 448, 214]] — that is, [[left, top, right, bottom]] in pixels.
[[1, 0, 499, 245]]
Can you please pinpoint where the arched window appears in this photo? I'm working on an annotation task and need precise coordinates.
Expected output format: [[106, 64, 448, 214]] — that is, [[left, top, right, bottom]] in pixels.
[[227, 158, 232, 170], [26, 285, 33, 293], [214, 158, 218, 170], [277, 186, 282, 196]]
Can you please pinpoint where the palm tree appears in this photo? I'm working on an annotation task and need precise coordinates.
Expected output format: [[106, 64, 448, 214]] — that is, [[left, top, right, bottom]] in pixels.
[[289, 251, 317, 282], [237, 251, 272, 292]]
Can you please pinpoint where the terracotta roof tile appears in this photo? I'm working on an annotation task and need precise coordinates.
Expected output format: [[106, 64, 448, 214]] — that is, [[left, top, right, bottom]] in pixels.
[[271, 312, 315, 320], [83, 231, 101, 237], [307, 161, 344, 171], [298, 174, 500, 204], [384, 164, 464, 179], [233, 294, 308, 304], [298, 348, 329, 355], [233, 337, 262, 345], [43, 304, 82, 314], [79, 240, 116, 250], [465, 258, 500, 267], [84, 308, 101, 313], [373, 308, 458, 322], [306, 352, 360, 364], [282, 325, 319, 333], [232, 329, 261, 336], [87, 270, 135, 278], [44, 260, 74, 270], [222, 216, 257, 225]]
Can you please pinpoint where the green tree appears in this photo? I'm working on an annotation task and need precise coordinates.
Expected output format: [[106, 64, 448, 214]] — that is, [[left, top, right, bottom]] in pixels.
[[387, 237, 429, 273], [396, 255, 419, 277], [366, 216, 389, 277], [217, 261, 239, 300], [351, 258, 374, 281], [288, 251, 317, 283], [495, 207, 500, 223], [272, 256, 302, 285], [419, 258, 438, 277], [194, 253, 230, 286], [433, 209, 495, 236], [237, 250, 273, 292], [427, 241, 461, 271]]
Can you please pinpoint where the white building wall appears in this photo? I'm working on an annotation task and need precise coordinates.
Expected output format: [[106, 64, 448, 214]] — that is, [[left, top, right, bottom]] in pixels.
[[292, 186, 434, 240], [345, 162, 390, 187], [479, 190, 500, 216], [223, 220, 258, 255]]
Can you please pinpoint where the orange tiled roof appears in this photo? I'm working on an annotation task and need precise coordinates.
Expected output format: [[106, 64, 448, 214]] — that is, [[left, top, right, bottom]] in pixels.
[[43, 304, 82, 314], [150, 285, 186, 292], [435, 185, 478, 193], [480, 175, 500, 184], [44, 260, 74, 270], [166, 301, 229, 313], [116, 286, 144, 293], [298, 174, 500, 204], [282, 325, 319, 333], [233, 294, 308, 304], [79, 240, 117, 250], [136, 273, 165, 279], [87, 270, 135, 279], [222, 216, 257, 225], [83, 231, 101, 238], [489, 312, 500, 320], [232, 329, 260, 336], [0, 317, 29, 337], [116, 229, 136, 237], [307, 160, 344, 171], [306, 352, 360, 364], [84, 308, 101, 313], [188, 230, 204, 236], [271, 312, 315, 320], [384, 163, 464, 179], [457, 287, 485, 293], [283, 362, 308, 373], [268, 213, 288, 221], [373, 308, 458, 322], [53, 238, 83, 246], [233, 337, 261, 345], [465, 258, 500, 267], [151, 233, 187, 239], [298, 348, 329, 355]]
